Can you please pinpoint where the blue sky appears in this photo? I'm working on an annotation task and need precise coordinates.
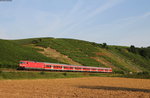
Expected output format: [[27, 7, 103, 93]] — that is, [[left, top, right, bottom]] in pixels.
[[0, 0, 150, 47]]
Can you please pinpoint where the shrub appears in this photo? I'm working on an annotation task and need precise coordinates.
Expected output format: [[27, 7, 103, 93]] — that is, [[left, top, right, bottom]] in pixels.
[[63, 73, 67, 76], [40, 71, 45, 75], [137, 71, 149, 75], [113, 70, 125, 74]]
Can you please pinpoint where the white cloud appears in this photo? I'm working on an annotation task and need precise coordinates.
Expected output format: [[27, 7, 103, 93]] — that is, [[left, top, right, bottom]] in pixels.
[[65, 11, 150, 47], [142, 12, 150, 18], [61, 0, 124, 33]]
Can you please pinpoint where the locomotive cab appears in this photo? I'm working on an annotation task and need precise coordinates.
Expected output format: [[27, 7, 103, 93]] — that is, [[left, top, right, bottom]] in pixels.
[[17, 61, 28, 70]]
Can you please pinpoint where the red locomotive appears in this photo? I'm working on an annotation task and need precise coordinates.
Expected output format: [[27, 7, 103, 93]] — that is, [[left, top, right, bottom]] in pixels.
[[19, 60, 112, 73]]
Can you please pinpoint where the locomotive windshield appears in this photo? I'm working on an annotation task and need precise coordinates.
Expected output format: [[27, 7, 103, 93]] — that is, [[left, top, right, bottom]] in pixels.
[[20, 62, 26, 64]]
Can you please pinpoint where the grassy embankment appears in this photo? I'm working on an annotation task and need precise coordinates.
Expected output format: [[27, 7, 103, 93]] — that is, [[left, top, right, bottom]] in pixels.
[[0, 71, 118, 80], [0, 70, 149, 80]]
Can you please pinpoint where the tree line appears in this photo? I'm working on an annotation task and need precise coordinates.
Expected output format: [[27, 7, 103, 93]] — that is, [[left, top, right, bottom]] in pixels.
[[129, 45, 150, 59]]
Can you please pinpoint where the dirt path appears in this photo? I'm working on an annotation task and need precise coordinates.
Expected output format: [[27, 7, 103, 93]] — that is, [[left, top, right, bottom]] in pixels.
[[0, 77, 150, 98], [35, 46, 81, 65]]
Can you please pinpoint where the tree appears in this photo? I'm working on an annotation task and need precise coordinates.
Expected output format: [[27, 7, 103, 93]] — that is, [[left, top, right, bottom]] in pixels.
[[39, 38, 42, 42], [147, 46, 150, 48], [32, 40, 38, 44], [129, 45, 136, 53], [102, 43, 107, 48], [139, 49, 147, 57]]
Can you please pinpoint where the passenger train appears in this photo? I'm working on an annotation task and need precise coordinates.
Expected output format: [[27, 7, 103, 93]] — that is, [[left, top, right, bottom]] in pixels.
[[19, 60, 112, 73]]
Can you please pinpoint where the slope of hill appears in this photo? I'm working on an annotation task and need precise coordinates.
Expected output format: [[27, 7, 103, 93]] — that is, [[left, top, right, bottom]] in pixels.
[[11, 38, 150, 73], [0, 39, 61, 68], [0, 38, 150, 73]]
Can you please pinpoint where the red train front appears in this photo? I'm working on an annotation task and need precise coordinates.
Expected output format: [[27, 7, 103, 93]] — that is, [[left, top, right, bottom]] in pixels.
[[19, 60, 112, 73]]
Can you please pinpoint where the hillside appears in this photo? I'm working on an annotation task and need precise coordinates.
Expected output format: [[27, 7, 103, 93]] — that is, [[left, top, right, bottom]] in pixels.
[[0, 38, 150, 73], [0, 39, 62, 68]]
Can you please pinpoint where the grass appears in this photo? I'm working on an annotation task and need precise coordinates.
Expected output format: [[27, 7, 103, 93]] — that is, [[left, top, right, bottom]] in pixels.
[[0, 39, 62, 68], [14, 38, 105, 67], [123, 72, 150, 79], [0, 70, 149, 80], [35, 38, 105, 67], [112, 47, 150, 72], [0, 71, 116, 80]]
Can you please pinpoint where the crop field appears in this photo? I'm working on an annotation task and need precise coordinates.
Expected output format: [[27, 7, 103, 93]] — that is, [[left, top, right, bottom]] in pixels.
[[0, 77, 150, 98]]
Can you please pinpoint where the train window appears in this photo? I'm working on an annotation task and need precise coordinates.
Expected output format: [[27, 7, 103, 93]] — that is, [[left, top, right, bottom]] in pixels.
[[64, 67, 69, 68], [20, 62, 26, 64], [75, 67, 81, 69], [46, 65, 52, 67], [60, 66, 73, 69], [54, 66, 62, 68], [83, 68, 89, 70]]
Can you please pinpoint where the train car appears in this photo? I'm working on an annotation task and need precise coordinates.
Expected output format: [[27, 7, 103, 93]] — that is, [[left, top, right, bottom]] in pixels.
[[19, 60, 112, 73]]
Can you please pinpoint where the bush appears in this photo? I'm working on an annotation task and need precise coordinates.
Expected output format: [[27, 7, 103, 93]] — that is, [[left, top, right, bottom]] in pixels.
[[63, 73, 67, 76], [137, 71, 149, 75], [102, 43, 108, 48], [40, 71, 45, 75], [113, 70, 125, 74]]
